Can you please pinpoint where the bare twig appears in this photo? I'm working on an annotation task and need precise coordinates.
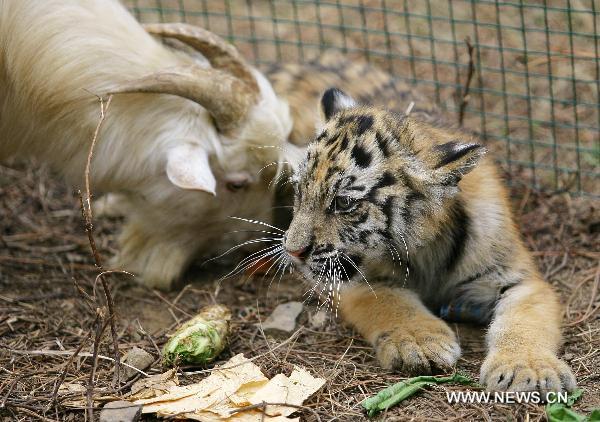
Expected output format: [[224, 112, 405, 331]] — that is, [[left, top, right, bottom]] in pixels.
[[5, 405, 59, 422], [83, 95, 113, 242], [458, 37, 475, 127], [78, 95, 123, 395], [9, 349, 150, 377], [228, 401, 322, 422], [404, 101, 415, 117], [87, 312, 108, 422], [0, 373, 31, 407], [73, 278, 97, 314], [49, 327, 93, 410], [566, 264, 600, 326]]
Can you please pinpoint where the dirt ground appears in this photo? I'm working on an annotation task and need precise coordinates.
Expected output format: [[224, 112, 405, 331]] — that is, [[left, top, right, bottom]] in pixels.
[[0, 161, 598, 421]]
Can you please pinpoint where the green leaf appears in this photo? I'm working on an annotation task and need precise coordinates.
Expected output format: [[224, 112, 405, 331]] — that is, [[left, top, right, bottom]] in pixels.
[[547, 407, 587, 422], [546, 389, 600, 422], [566, 389, 584, 407], [588, 409, 600, 422]]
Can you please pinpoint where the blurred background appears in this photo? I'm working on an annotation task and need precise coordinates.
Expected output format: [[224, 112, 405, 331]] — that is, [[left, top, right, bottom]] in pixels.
[[125, 0, 600, 197]]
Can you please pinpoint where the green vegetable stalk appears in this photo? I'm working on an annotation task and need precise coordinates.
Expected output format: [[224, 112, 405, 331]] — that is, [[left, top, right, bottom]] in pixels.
[[362, 373, 477, 417], [162, 304, 231, 367]]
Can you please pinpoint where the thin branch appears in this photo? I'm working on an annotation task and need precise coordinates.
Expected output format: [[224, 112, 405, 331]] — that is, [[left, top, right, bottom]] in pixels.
[[5, 405, 59, 422], [228, 401, 322, 422], [78, 95, 123, 392], [83, 95, 113, 239], [49, 327, 93, 410], [87, 313, 108, 422], [9, 349, 150, 377], [458, 37, 475, 127], [566, 264, 600, 326]]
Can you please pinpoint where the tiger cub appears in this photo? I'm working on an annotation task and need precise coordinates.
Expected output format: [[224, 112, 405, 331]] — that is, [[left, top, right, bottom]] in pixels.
[[283, 87, 576, 392]]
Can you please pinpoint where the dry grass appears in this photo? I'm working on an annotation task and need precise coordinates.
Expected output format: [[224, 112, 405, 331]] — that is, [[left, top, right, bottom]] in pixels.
[[0, 162, 598, 421]]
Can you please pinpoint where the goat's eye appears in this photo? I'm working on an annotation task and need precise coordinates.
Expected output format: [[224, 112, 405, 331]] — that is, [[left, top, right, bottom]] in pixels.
[[334, 196, 354, 212], [226, 180, 248, 192]]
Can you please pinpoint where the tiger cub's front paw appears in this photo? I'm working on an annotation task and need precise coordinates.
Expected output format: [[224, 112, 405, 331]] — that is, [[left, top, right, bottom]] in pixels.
[[374, 318, 461, 374], [481, 351, 576, 393]]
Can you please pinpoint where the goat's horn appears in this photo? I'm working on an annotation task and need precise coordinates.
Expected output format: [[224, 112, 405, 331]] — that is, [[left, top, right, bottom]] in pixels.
[[106, 66, 255, 132], [143, 23, 259, 95]]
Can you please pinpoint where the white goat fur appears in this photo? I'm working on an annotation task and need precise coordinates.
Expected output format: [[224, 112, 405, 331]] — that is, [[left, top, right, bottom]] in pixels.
[[0, 0, 294, 289]]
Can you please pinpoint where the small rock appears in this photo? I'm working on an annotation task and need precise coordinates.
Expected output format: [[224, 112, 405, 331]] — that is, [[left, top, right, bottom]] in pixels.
[[100, 401, 142, 422], [261, 302, 303, 334], [119, 347, 154, 380], [309, 310, 328, 329], [563, 353, 574, 361]]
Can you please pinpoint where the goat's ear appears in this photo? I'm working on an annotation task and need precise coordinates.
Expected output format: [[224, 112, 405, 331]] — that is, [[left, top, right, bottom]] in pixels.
[[428, 141, 487, 185], [320, 87, 356, 121], [166, 144, 217, 195]]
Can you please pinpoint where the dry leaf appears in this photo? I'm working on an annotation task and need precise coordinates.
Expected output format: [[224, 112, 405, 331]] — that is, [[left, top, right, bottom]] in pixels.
[[128, 368, 178, 400], [136, 354, 268, 418], [250, 367, 326, 417], [129, 353, 325, 421]]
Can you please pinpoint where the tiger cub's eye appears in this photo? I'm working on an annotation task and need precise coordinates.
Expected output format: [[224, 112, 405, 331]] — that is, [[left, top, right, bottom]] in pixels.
[[335, 195, 354, 212]]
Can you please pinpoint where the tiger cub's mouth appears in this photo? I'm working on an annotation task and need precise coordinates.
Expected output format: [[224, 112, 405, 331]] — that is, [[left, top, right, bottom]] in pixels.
[[283, 239, 363, 288]]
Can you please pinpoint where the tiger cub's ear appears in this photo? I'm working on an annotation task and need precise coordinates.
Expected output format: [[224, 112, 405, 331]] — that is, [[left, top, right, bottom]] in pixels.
[[430, 141, 487, 185], [321, 87, 356, 121]]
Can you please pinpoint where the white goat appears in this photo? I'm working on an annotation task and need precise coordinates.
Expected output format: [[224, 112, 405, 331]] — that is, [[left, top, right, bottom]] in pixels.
[[0, 0, 295, 289]]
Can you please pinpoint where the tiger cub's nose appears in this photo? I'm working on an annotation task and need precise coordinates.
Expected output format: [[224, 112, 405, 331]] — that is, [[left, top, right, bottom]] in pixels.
[[286, 245, 309, 260]]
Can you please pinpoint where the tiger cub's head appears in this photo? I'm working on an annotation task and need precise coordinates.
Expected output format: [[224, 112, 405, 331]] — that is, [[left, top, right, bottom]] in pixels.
[[283, 88, 487, 285]]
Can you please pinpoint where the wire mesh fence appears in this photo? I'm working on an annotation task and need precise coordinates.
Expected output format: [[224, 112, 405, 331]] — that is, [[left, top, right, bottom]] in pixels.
[[124, 0, 599, 197]]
